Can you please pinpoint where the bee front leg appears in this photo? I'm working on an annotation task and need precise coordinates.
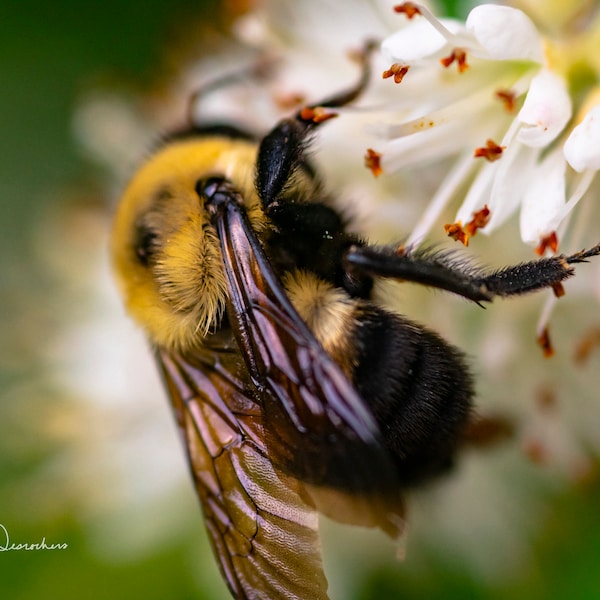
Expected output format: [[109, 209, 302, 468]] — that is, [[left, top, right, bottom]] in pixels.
[[255, 41, 375, 209]]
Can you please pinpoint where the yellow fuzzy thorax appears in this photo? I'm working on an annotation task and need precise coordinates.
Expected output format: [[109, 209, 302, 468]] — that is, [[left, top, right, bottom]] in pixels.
[[111, 136, 263, 351]]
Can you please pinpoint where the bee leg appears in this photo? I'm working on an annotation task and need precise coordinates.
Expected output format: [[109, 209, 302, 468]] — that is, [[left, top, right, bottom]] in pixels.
[[305, 39, 377, 111], [474, 243, 600, 298], [256, 41, 375, 209], [344, 245, 493, 303], [344, 243, 600, 303]]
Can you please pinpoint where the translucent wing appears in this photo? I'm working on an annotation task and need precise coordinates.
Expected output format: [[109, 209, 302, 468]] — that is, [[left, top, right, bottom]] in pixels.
[[162, 180, 405, 598], [205, 181, 404, 529], [158, 344, 330, 600]]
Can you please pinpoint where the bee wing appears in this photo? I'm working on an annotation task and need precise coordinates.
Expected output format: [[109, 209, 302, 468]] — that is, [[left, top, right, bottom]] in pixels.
[[209, 191, 403, 503], [158, 347, 330, 600]]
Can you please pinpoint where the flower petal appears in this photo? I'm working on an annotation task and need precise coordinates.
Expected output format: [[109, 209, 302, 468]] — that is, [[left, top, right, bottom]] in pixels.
[[465, 5, 544, 62], [516, 69, 571, 147], [486, 143, 537, 232], [564, 105, 600, 172], [381, 18, 463, 64], [455, 160, 496, 227], [519, 150, 566, 245]]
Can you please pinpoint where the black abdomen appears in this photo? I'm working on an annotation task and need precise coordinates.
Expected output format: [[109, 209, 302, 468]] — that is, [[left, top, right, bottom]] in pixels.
[[352, 305, 474, 486]]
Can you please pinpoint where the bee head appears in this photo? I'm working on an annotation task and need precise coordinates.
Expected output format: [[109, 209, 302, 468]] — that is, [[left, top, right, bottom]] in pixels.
[[111, 136, 261, 351]]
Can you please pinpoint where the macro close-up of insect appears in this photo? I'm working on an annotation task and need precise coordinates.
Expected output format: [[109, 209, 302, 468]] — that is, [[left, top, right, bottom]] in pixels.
[[4, 1, 600, 599], [110, 38, 600, 600]]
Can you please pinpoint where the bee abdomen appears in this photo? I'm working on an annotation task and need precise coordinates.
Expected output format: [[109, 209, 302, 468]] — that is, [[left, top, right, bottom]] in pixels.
[[284, 270, 473, 487], [351, 305, 474, 486]]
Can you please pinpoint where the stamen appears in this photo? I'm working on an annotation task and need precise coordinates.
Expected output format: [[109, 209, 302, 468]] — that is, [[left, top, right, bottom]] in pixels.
[[535, 231, 559, 255], [464, 204, 490, 237], [552, 282, 565, 298], [364, 148, 383, 177], [537, 326, 555, 358], [299, 106, 338, 123], [440, 48, 469, 73], [445, 204, 491, 246], [495, 89, 517, 112], [444, 221, 469, 246], [382, 64, 410, 84], [393, 2, 422, 19], [474, 139, 505, 162]]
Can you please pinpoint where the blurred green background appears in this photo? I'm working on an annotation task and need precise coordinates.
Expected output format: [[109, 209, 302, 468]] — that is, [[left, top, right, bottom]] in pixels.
[[2, 1, 600, 599], [0, 2, 226, 598]]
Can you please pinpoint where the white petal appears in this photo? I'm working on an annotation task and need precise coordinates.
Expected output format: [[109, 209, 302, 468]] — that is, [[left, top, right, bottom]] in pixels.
[[381, 18, 463, 64], [517, 70, 571, 147], [465, 5, 544, 62], [486, 143, 536, 232], [564, 105, 600, 172], [519, 150, 566, 245], [455, 160, 496, 226], [459, 118, 530, 234], [383, 120, 467, 170], [407, 152, 475, 247]]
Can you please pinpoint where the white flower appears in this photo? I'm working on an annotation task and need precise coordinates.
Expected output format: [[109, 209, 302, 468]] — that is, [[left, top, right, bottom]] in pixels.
[[516, 69, 571, 148], [65, 1, 600, 596], [519, 148, 566, 245], [378, 2, 600, 254], [382, 4, 544, 65], [564, 104, 600, 172]]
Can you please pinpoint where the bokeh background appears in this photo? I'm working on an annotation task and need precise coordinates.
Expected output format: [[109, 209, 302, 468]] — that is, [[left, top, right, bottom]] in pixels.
[[2, 1, 600, 598]]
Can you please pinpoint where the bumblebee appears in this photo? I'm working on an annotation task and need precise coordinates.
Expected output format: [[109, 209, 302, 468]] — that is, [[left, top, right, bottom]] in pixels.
[[111, 48, 600, 599]]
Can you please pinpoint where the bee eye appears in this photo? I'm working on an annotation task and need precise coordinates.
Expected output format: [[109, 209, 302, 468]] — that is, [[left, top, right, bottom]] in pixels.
[[134, 221, 160, 266]]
